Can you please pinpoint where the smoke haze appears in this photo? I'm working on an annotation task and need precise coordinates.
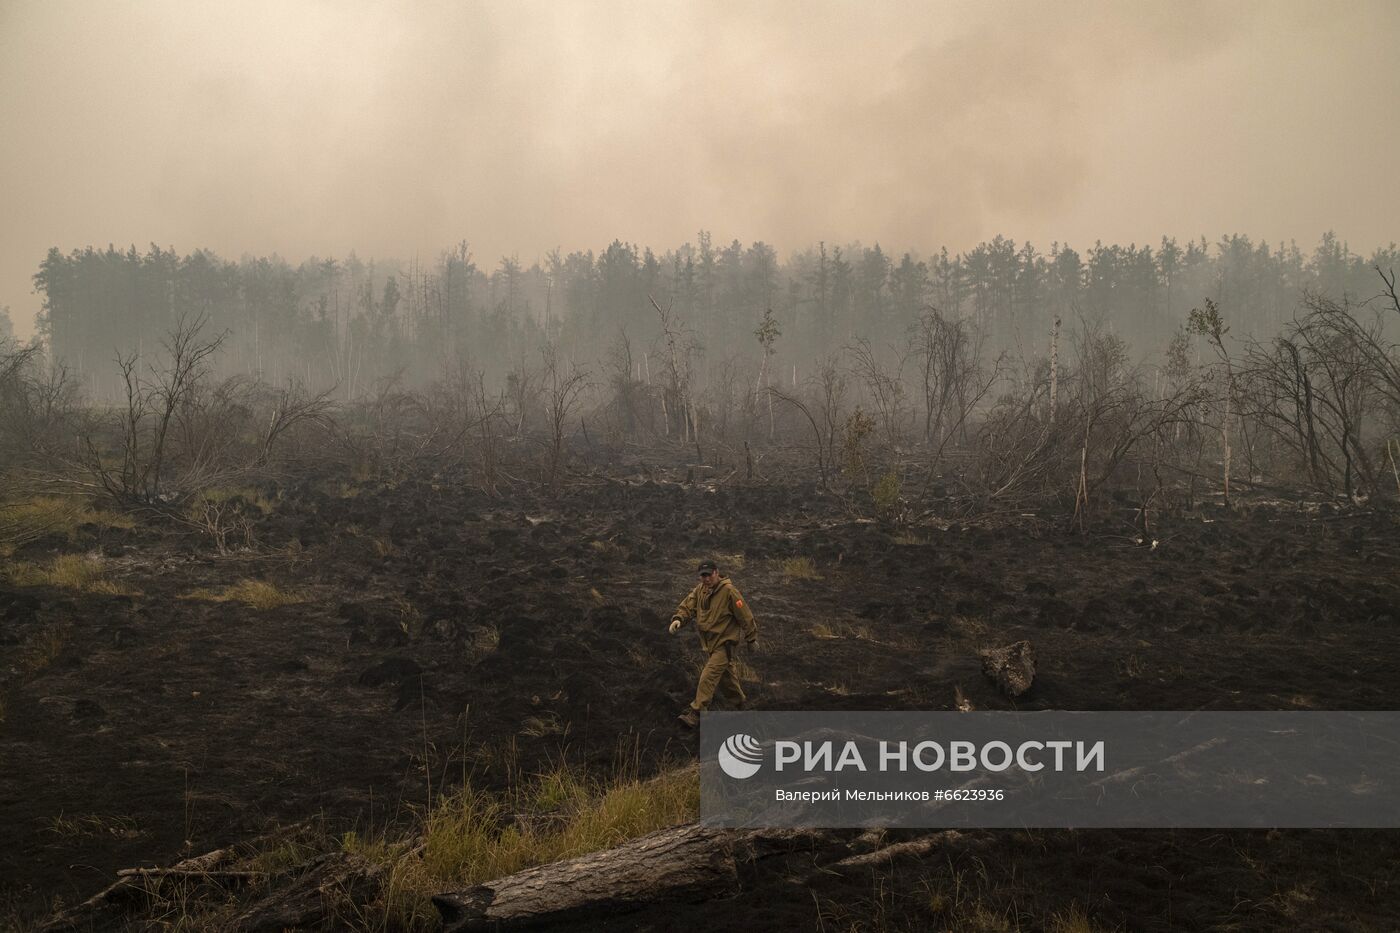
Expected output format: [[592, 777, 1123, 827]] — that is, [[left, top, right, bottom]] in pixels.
[[2, 0, 1398, 338]]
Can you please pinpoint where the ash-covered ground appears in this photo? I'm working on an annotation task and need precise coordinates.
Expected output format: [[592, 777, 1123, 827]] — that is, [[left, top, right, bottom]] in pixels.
[[4, 457, 1399, 929]]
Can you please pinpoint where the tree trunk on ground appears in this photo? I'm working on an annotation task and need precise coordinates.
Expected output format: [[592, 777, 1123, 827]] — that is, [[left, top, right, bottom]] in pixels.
[[433, 824, 844, 932], [433, 824, 737, 931]]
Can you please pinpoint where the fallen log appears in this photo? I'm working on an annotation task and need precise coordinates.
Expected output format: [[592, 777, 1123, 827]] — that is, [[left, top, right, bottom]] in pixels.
[[433, 824, 846, 931], [37, 848, 244, 933], [433, 824, 737, 931], [36, 825, 316, 933], [229, 852, 385, 933]]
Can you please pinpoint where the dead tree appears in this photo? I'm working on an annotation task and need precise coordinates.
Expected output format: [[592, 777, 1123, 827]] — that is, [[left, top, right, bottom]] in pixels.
[[604, 328, 651, 439], [1232, 276, 1400, 500], [846, 336, 908, 454], [1188, 299, 1235, 506], [541, 343, 589, 490], [768, 355, 846, 489], [471, 372, 506, 494], [0, 339, 78, 472], [754, 307, 780, 439], [505, 354, 543, 439], [968, 319, 1198, 527], [252, 378, 336, 467], [77, 313, 226, 505], [650, 294, 701, 444]]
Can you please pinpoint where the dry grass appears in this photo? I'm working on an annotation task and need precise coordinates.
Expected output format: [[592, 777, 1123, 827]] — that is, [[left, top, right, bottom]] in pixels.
[[699, 552, 745, 572], [185, 486, 273, 516], [6, 553, 140, 597], [0, 496, 135, 555], [950, 615, 990, 641], [469, 624, 501, 661], [816, 868, 1119, 932], [589, 539, 626, 561], [349, 762, 699, 930], [182, 580, 305, 609], [1116, 652, 1144, 679], [518, 713, 564, 738], [246, 836, 322, 875], [17, 624, 72, 675], [1050, 902, 1118, 932], [779, 556, 818, 580], [810, 620, 875, 641], [127, 874, 242, 932], [390, 596, 423, 638], [45, 812, 142, 841]]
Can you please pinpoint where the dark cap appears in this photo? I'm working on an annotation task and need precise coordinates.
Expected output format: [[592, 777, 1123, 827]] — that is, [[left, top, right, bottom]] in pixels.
[[697, 560, 718, 574]]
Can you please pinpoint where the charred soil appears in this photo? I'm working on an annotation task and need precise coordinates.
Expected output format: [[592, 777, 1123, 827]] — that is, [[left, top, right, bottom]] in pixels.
[[3, 463, 1400, 930]]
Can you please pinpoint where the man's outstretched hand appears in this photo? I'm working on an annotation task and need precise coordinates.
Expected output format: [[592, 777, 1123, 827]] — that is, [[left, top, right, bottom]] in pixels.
[[668, 618, 683, 635]]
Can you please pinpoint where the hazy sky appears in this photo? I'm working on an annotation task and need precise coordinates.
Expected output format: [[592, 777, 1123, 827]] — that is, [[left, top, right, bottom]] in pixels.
[[2, 0, 1398, 338]]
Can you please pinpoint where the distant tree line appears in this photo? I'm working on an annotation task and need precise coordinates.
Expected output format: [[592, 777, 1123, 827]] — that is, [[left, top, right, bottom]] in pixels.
[[32, 231, 1398, 401], [6, 229, 1400, 532]]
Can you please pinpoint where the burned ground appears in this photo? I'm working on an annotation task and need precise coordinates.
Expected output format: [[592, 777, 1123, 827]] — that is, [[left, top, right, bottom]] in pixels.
[[2, 461, 1399, 930]]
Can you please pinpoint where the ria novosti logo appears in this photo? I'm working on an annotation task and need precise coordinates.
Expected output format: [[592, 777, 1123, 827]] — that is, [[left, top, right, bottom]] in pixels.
[[714, 732, 1107, 780], [718, 733, 764, 779]]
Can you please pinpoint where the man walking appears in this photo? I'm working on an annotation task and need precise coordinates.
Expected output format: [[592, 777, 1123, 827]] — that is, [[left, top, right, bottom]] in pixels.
[[669, 560, 759, 728]]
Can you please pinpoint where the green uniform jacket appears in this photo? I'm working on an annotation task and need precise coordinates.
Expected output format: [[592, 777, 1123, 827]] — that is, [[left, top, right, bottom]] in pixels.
[[673, 575, 758, 650]]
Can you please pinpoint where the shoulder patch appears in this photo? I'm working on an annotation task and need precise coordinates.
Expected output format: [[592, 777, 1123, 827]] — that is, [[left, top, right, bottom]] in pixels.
[[735, 599, 744, 607]]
